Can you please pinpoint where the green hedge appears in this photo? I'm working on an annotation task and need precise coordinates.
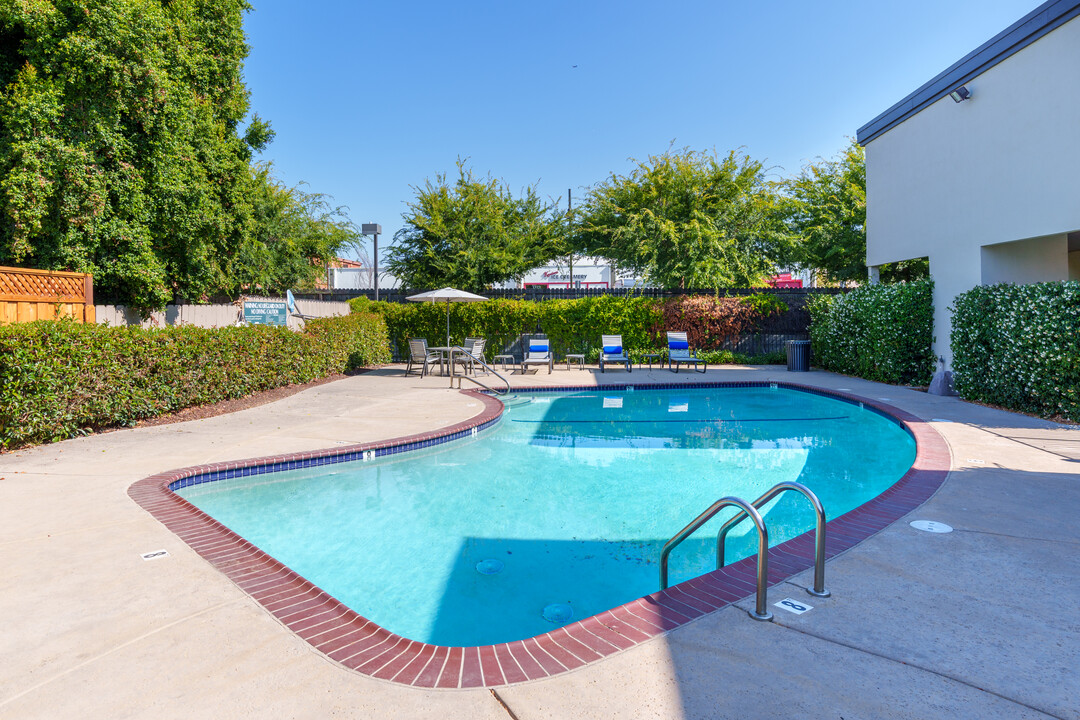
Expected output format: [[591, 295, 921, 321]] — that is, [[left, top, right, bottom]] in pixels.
[[951, 281, 1080, 421], [0, 313, 390, 450], [351, 293, 787, 365], [807, 279, 934, 385]]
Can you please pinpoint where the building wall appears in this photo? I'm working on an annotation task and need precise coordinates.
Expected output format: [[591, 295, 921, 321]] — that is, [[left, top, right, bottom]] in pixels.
[[980, 234, 1069, 286], [864, 15, 1080, 364]]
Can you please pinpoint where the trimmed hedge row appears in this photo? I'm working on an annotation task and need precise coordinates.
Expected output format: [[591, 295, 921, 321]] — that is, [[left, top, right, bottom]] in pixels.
[[0, 313, 391, 450], [351, 294, 788, 364], [806, 279, 934, 386], [951, 281, 1080, 421]]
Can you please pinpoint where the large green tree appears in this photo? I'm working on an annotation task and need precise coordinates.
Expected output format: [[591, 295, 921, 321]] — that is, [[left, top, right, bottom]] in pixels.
[[782, 140, 927, 284], [386, 162, 566, 292], [0, 0, 349, 308], [574, 148, 785, 290], [226, 165, 360, 296]]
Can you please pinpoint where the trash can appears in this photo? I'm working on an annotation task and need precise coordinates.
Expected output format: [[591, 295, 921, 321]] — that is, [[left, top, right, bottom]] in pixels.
[[786, 340, 810, 372]]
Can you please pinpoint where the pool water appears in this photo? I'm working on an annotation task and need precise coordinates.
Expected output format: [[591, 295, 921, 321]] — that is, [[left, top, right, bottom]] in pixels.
[[178, 386, 915, 646]]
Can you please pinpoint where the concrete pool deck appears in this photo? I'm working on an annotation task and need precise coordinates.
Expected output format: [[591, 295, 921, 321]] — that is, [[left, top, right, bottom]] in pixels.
[[1, 365, 1077, 719]]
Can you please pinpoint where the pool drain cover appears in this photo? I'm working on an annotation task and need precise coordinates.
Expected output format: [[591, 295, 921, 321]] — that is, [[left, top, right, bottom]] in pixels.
[[475, 559, 504, 575], [543, 603, 573, 623], [910, 520, 953, 533]]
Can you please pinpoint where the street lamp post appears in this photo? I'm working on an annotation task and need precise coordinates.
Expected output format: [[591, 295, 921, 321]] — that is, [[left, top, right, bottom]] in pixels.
[[361, 223, 382, 301]]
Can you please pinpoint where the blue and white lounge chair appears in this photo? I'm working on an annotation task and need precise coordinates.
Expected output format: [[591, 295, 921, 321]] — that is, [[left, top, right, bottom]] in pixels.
[[521, 336, 553, 374], [667, 331, 706, 373], [599, 334, 631, 373]]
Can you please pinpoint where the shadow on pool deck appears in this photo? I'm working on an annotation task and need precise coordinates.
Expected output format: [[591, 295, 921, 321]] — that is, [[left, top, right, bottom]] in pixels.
[[500, 464, 1080, 720]]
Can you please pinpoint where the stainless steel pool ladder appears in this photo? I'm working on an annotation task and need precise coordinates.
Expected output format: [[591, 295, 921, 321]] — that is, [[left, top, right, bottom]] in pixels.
[[448, 346, 510, 396], [659, 481, 829, 622]]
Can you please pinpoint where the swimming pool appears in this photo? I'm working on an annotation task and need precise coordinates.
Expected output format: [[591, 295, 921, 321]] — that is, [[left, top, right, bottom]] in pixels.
[[175, 385, 915, 647]]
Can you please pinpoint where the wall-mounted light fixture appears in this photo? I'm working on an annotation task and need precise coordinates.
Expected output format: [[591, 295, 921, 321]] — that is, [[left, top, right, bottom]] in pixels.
[[948, 86, 971, 103]]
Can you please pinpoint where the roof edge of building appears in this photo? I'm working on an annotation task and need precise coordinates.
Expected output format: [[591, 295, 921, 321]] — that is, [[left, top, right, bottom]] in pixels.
[[857, 0, 1080, 146]]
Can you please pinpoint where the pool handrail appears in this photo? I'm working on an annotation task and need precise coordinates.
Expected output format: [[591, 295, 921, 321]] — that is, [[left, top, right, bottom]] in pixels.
[[660, 496, 773, 621], [716, 481, 830, 598], [448, 346, 510, 396]]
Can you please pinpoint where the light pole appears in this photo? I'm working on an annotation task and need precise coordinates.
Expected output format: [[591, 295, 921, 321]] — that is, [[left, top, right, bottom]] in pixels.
[[567, 189, 573, 288], [361, 223, 382, 301]]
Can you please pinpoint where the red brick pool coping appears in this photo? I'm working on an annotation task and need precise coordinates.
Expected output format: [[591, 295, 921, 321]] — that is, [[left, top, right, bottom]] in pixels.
[[128, 382, 950, 689]]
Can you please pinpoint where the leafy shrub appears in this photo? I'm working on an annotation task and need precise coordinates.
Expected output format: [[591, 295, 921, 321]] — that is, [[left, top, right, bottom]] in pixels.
[[354, 293, 788, 361], [653, 295, 783, 351], [739, 293, 789, 318], [807, 279, 934, 385], [0, 313, 390, 450], [951, 281, 1080, 421], [696, 349, 787, 365]]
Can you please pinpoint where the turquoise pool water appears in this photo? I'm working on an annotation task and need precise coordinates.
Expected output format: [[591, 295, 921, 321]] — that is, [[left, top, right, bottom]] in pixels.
[[177, 386, 915, 647]]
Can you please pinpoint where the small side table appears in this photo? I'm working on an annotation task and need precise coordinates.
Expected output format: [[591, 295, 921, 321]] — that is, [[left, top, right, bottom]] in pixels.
[[641, 353, 661, 369], [494, 354, 515, 371], [565, 353, 586, 371]]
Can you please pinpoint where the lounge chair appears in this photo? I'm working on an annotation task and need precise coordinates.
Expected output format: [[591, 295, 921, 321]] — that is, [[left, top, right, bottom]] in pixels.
[[599, 335, 631, 373], [667, 331, 707, 373], [521, 336, 553, 374], [406, 338, 441, 377], [455, 337, 487, 375]]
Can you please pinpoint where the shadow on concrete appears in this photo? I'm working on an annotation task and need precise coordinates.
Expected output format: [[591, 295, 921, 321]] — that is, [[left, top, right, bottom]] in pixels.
[[647, 465, 1080, 719]]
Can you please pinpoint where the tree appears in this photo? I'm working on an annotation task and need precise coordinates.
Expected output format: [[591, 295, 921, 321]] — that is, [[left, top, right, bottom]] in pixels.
[[782, 141, 929, 285], [573, 148, 785, 290], [225, 164, 360, 296], [386, 161, 566, 292], [781, 141, 868, 284], [0, 0, 351, 308]]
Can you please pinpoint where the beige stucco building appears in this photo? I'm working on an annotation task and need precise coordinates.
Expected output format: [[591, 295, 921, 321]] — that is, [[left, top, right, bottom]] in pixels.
[[858, 0, 1080, 390]]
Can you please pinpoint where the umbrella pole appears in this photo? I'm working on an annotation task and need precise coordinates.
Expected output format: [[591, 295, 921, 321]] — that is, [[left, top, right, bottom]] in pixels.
[[446, 299, 451, 347]]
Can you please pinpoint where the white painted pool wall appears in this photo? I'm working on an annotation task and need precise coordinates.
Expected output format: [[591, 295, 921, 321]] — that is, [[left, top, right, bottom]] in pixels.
[[96, 296, 350, 330], [864, 15, 1080, 365]]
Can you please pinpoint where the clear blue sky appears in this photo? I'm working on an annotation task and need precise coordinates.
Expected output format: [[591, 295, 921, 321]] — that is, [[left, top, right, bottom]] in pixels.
[[240, 0, 1038, 261]]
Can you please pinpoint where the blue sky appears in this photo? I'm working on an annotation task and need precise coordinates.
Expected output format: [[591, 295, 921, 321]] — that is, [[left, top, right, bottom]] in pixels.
[[241, 0, 1038, 260]]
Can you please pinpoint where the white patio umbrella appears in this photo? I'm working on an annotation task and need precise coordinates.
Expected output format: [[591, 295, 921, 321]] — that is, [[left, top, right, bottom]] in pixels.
[[406, 287, 488, 347]]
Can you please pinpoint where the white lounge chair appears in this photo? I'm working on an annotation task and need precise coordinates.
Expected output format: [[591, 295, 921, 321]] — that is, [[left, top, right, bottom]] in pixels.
[[667, 331, 707, 373], [599, 335, 631, 373], [521, 336, 553, 374]]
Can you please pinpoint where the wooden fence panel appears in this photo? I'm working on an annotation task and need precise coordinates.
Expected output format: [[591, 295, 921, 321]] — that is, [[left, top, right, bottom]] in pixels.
[[0, 265, 94, 325]]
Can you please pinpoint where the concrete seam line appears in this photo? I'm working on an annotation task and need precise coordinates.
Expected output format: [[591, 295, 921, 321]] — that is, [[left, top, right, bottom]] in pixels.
[[0, 598, 243, 710], [953, 528, 1080, 546], [969, 426, 1078, 462], [774, 623, 1065, 720], [489, 688, 521, 720]]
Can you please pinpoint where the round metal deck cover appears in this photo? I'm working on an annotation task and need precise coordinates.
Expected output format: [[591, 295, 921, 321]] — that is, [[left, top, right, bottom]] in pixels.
[[910, 520, 953, 533]]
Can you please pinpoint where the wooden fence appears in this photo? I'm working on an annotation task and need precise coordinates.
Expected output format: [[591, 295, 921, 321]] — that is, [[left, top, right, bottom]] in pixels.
[[0, 265, 95, 325]]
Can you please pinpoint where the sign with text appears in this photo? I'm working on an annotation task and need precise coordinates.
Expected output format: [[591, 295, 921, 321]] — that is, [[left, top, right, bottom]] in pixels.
[[244, 300, 287, 325]]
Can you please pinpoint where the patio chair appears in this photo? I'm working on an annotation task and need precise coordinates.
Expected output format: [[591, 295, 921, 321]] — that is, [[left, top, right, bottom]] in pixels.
[[521, 336, 553, 374], [405, 338, 441, 377], [599, 335, 631, 373], [667, 331, 707, 373], [455, 337, 488, 375]]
